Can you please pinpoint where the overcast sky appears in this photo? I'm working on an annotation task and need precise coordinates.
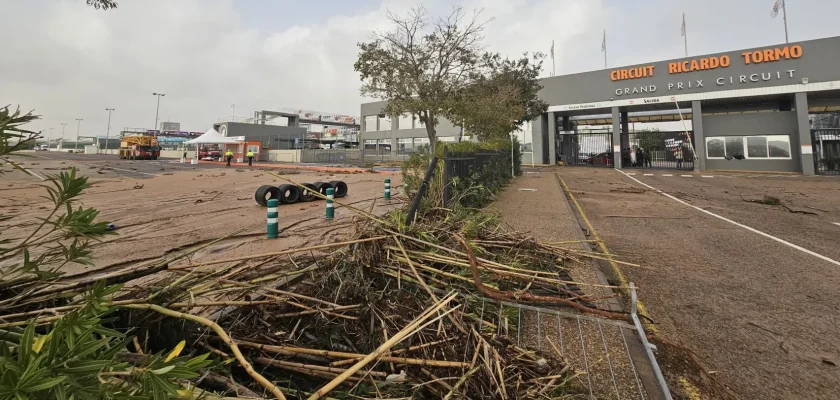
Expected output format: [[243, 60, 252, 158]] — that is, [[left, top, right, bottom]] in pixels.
[[3, 0, 839, 139]]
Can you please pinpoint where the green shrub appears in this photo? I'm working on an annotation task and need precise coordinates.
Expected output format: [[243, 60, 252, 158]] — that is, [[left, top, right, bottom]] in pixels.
[[401, 138, 521, 211]]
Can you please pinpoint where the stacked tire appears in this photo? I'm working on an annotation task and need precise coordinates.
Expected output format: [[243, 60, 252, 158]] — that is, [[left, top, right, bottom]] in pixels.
[[254, 181, 347, 206]]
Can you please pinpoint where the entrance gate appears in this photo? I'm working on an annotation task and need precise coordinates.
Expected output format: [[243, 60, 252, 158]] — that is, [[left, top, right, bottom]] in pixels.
[[622, 130, 695, 170], [558, 133, 613, 167], [812, 128, 840, 175]]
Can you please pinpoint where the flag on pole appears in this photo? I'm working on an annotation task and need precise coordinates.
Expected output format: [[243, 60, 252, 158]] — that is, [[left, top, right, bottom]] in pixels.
[[550, 40, 554, 58], [681, 13, 686, 37], [770, 0, 783, 18], [601, 30, 606, 52]]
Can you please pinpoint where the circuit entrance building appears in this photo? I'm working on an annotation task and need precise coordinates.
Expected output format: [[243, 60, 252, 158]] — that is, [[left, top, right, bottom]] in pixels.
[[360, 35, 840, 174]]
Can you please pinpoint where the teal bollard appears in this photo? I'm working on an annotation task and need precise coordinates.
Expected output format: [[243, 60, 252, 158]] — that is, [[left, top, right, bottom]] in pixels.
[[384, 178, 391, 200], [267, 199, 278, 239], [325, 188, 334, 220]]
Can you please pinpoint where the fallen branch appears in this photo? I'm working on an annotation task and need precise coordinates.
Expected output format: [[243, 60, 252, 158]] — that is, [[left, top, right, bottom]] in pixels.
[[121, 304, 286, 400], [454, 234, 631, 322], [307, 292, 461, 400]]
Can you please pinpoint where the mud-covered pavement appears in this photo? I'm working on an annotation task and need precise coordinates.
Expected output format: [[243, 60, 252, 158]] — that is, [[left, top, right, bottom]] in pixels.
[[1, 152, 402, 279], [558, 167, 840, 400]]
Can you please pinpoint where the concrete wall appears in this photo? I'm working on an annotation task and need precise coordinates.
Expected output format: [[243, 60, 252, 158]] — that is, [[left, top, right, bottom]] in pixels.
[[702, 111, 801, 172], [160, 150, 195, 159], [539, 36, 840, 106], [267, 150, 301, 163]]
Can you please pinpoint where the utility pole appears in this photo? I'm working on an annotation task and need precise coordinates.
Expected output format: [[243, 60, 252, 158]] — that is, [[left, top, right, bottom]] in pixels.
[[75, 118, 83, 151], [105, 108, 115, 153], [60, 123, 67, 149], [48, 128, 54, 148], [152, 92, 165, 132]]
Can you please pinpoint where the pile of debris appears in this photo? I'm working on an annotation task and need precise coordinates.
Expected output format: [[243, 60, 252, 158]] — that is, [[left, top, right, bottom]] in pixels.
[[1, 178, 634, 399]]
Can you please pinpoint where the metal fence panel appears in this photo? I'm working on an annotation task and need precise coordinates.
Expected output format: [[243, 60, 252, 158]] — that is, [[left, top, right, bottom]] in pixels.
[[559, 133, 614, 167], [813, 128, 840, 175], [623, 130, 695, 170]]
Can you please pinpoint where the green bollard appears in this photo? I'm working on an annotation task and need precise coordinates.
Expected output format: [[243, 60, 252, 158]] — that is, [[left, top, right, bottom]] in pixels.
[[267, 198, 278, 239], [384, 178, 391, 200], [325, 187, 334, 220]]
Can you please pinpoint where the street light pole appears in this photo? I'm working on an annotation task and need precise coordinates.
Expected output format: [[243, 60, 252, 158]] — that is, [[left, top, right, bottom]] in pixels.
[[152, 92, 165, 132], [75, 118, 83, 151], [60, 123, 67, 150], [105, 108, 115, 154]]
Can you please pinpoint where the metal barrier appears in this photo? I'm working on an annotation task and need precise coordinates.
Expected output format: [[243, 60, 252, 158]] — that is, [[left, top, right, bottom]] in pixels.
[[442, 148, 507, 207], [559, 133, 614, 167], [422, 285, 673, 400], [623, 131, 695, 170], [812, 129, 840, 175]]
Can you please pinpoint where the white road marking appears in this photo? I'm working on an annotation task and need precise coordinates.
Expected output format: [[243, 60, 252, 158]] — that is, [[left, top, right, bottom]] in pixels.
[[643, 174, 654, 176], [702, 175, 714, 178], [626, 173, 636, 176], [833, 223, 840, 227], [681, 175, 693, 177], [617, 169, 840, 267], [662, 174, 673, 177]]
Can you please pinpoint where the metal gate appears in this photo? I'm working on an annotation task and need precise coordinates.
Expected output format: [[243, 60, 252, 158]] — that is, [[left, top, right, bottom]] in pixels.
[[812, 129, 840, 175], [558, 133, 614, 167], [623, 130, 695, 170]]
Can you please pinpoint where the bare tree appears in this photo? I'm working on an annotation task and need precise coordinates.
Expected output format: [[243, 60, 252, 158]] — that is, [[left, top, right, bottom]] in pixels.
[[354, 6, 491, 153]]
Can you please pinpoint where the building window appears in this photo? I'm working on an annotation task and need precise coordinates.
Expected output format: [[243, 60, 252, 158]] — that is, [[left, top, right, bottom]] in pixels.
[[706, 135, 792, 159], [364, 116, 377, 132], [415, 114, 425, 129], [397, 138, 414, 154], [364, 139, 377, 152], [398, 114, 413, 130], [378, 139, 391, 153], [378, 115, 392, 131]]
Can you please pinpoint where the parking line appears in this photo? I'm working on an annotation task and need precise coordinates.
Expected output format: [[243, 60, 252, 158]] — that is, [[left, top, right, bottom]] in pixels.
[[833, 223, 840, 227], [644, 174, 654, 176], [681, 175, 693, 177], [702, 175, 714, 178], [618, 169, 840, 267], [662, 174, 673, 177]]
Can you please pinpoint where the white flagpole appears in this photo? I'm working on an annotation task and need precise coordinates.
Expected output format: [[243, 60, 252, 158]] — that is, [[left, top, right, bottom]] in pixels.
[[551, 40, 556, 77], [682, 13, 688, 57], [782, 0, 789, 43], [602, 29, 607, 69]]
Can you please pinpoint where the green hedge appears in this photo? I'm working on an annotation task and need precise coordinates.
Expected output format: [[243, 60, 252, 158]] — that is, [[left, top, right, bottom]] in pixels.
[[402, 138, 522, 210]]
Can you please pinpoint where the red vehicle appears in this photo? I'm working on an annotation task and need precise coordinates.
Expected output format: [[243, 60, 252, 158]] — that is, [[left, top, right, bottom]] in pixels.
[[198, 145, 221, 160]]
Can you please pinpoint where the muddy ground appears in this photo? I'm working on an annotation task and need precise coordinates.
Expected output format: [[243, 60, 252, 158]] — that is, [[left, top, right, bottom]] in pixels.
[[557, 168, 840, 400], [1, 153, 402, 280]]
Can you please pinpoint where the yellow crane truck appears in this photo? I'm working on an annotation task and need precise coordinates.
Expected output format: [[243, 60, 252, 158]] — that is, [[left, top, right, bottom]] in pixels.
[[119, 136, 161, 160]]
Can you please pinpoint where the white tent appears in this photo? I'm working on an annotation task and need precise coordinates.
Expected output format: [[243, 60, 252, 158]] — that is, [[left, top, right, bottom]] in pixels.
[[184, 128, 241, 164], [185, 128, 240, 145]]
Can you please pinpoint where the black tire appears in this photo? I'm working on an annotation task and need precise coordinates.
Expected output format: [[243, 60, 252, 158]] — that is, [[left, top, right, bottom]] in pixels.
[[300, 183, 317, 202], [277, 184, 301, 204], [312, 181, 332, 197], [254, 185, 274, 206], [329, 181, 348, 198]]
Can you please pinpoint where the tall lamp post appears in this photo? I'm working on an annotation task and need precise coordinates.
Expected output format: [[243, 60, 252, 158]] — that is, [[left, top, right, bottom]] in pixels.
[[105, 108, 115, 154], [60, 123, 67, 150], [74, 118, 83, 151], [152, 93, 165, 132]]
